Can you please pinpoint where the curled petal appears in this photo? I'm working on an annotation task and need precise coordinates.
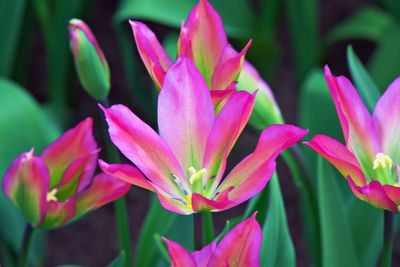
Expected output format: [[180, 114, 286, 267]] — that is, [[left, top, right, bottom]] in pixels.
[[2, 150, 49, 226], [208, 213, 262, 267], [211, 40, 252, 91], [158, 57, 215, 171], [217, 125, 307, 208], [163, 237, 197, 267], [41, 118, 97, 188], [210, 84, 236, 114], [99, 160, 154, 192], [150, 183, 193, 215], [191, 187, 234, 212], [383, 185, 400, 206], [129, 20, 173, 89], [75, 173, 130, 215], [40, 198, 76, 229], [178, 0, 228, 84], [101, 104, 187, 197], [373, 77, 400, 163], [304, 134, 367, 186], [347, 178, 397, 212], [324, 66, 379, 175]]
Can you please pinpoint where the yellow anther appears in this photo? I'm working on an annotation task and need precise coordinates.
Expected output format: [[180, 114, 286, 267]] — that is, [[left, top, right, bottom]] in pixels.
[[188, 167, 207, 184], [373, 153, 393, 170], [186, 194, 192, 210], [46, 188, 58, 202]]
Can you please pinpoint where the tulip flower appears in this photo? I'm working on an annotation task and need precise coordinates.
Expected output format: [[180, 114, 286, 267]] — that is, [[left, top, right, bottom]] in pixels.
[[163, 213, 261, 266], [2, 118, 130, 228], [69, 19, 110, 101], [305, 66, 400, 212], [100, 57, 307, 214]]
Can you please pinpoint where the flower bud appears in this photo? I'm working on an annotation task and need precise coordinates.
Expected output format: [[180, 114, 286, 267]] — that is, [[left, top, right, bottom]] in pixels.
[[69, 19, 110, 101]]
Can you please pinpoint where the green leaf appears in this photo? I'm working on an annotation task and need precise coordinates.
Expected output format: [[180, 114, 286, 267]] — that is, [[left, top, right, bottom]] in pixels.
[[134, 197, 193, 267], [0, 0, 26, 76], [114, 0, 255, 38], [369, 27, 400, 91], [260, 174, 295, 267], [347, 46, 380, 112], [325, 6, 395, 45], [317, 158, 360, 267], [0, 77, 59, 265], [107, 251, 126, 267]]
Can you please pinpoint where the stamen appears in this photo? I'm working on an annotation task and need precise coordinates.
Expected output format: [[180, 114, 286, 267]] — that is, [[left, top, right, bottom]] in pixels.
[[172, 174, 188, 195], [189, 167, 207, 184], [46, 188, 58, 202], [373, 153, 393, 170], [185, 194, 192, 210]]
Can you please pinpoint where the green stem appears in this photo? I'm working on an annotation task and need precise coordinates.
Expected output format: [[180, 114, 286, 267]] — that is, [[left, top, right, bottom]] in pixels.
[[194, 213, 202, 250], [100, 98, 133, 267], [381, 211, 394, 267], [19, 225, 35, 267], [202, 212, 214, 245]]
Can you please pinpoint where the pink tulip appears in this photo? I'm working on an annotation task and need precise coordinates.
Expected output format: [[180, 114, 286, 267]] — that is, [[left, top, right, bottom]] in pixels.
[[100, 58, 307, 214], [305, 66, 400, 212], [2, 119, 131, 228]]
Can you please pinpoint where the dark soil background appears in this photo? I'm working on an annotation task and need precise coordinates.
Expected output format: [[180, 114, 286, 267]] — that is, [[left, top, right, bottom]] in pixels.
[[18, 0, 400, 266]]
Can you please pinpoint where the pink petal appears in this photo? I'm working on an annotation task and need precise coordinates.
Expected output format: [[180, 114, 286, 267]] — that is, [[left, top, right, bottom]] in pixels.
[[101, 104, 188, 198], [75, 173, 131, 215], [98, 160, 155, 192], [211, 40, 252, 91], [237, 61, 284, 127], [373, 77, 400, 162], [40, 198, 76, 229], [383, 184, 400, 206], [129, 20, 173, 89], [150, 182, 193, 215], [193, 241, 216, 267], [178, 0, 228, 84], [2, 150, 49, 226], [191, 187, 234, 212], [347, 178, 397, 212], [163, 237, 198, 267], [207, 213, 262, 267], [217, 124, 308, 209], [41, 118, 97, 188], [304, 134, 367, 186], [210, 85, 236, 115], [158, 57, 215, 171], [324, 66, 379, 175], [203, 90, 255, 190]]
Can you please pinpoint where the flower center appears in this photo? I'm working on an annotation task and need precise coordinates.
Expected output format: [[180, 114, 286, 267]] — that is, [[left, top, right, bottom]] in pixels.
[[373, 153, 392, 170], [46, 188, 58, 202], [189, 167, 207, 184], [372, 153, 396, 185]]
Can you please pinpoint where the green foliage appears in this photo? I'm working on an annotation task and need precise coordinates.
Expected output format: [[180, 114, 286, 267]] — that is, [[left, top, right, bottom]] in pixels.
[[107, 251, 126, 267]]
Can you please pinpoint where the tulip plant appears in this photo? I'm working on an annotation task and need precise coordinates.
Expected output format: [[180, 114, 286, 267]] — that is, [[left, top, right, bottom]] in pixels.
[[1, 0, 400, 267]]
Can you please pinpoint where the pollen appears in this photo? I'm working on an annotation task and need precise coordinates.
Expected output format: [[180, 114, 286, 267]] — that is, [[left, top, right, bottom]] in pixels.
[[186, 194, 192, 210], [46, 188, 58, 202], [373, 153, 393, 170], [189, 167, 207, 184]]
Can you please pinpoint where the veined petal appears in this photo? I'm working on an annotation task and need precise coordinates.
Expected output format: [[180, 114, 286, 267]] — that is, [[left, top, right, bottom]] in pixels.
[[150, 182, 193, 215], [178, 0, 228, 84], [203, 90, 255, 190], [158, 58, 215, 172], [99, 160, 155, 192], [2, 150, 49, 226], [129, 20, 173, 89], [75, 173, 131, 215], [324, 66, 379, 176], [207, 213, 261, 267], [304, 134, 367, 186], [40, 198, 76, 229], [217, 125, 307, 208], [211, 41, 252, 91], [191, 187, 234, 212], [347, 178, 397, 212], [237, 61, 284, 128], [101, 104, 187, 197], [163, 237, 197, 267], [193, 241, 216, 267], [373, 78, 400, 163], [41, 118, 97, 188]]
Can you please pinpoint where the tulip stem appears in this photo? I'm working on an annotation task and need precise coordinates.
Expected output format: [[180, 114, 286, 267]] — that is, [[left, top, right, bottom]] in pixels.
[[100, 98, 133, 267], [202, 212, 214, 245], [381, 210, 394, 267], [19, 225, 34, 267], [194, 213, 203, 250]]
